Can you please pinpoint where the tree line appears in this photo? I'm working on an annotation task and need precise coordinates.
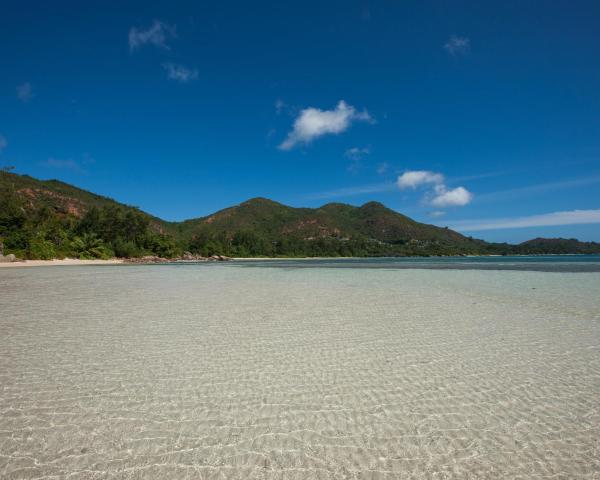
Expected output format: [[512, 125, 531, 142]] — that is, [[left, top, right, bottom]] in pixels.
[[0, 178, 180, 259]]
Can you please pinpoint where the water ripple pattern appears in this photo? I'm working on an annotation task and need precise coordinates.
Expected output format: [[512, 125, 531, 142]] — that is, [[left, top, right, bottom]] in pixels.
[[1, 265, 599, 479]]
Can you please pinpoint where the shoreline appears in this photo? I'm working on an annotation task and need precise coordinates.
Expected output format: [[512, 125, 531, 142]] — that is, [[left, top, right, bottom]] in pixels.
[[0, 258, 124, 268], [1, 253, 597, 268]]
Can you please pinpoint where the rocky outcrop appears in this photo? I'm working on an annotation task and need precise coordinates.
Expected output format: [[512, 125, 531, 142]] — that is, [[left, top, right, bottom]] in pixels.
[[124, 253, 232, 264], [124, 256, 170, 264], [208, 255, 231, 261], [178, 252, 231, 262], [0, 254, 19, 263]]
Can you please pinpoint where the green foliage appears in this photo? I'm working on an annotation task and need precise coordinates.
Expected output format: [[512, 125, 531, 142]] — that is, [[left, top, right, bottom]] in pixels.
[[231, 230, 274, 256], [0, 171, 181, 260], [70, 233, 114, 259], [145, 234, 181, 258], [182, 199, 504, 258], [111, 239, 142, 258], [2, 171, 599, 260], [76, 205, 181, 258], [27, 233, 57, 260]]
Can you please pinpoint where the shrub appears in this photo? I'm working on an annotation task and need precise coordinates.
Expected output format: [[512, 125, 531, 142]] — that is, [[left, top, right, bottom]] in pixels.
[[70, 233, 114, 259], [27, 234, 56, 260]]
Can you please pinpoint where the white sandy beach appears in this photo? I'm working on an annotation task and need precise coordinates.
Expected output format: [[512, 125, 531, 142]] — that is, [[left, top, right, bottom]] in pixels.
[[0, 258, 124, 268], [1, 264, 599, 478]]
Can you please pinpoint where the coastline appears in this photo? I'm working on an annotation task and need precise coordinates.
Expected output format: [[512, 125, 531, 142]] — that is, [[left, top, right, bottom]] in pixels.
[[2, 253, 598, 268], [0, 258, 124, 268]]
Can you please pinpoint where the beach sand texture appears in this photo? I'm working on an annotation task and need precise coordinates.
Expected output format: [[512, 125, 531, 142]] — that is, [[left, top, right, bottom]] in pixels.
[[0, 259, 124, 268], [1, 264, 599, 478]]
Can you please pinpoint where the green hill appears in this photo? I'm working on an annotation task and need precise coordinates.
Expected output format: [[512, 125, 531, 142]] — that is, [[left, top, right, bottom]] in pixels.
[[1, 170, 599, 259], [0, 170, 178, 259], [0, 171, 173, 230], [515, 237, 600, 255], [178, 197, 488, 257]]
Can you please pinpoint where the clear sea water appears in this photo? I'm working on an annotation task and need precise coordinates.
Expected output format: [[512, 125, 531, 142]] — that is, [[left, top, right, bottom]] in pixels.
[[197, 254, 600, 272], [1, 262, 599, 478]]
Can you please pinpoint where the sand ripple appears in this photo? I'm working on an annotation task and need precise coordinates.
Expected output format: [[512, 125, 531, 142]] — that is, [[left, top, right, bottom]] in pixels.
[[1, 266, 599, 479]]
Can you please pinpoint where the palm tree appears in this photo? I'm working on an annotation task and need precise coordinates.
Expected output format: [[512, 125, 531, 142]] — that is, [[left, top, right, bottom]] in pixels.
[[70, 233, 112, 259]]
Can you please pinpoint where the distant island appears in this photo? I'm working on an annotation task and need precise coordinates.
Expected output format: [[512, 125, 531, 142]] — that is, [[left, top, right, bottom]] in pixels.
[[1, 170, 599, 261]]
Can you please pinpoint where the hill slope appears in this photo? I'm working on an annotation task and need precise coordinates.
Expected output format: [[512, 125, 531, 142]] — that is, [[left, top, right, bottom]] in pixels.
[[0, 171, 173, 231], [1, 170, 599, 259], [515, 237, 600, 255], [0, 171, 179, 259], [178, 197, 487, 256]]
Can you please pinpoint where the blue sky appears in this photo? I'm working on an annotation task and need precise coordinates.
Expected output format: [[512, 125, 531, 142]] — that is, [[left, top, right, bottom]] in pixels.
[[1, 1, 599, 242]]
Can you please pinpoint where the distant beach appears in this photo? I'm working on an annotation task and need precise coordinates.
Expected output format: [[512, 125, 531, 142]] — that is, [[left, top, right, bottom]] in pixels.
[[3, 254, 600, 273]]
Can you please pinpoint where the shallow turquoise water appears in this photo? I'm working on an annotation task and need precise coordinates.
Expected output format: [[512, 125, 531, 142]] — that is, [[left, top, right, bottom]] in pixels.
[[1, 265, 599, 478], [202, 254, 600, 272]]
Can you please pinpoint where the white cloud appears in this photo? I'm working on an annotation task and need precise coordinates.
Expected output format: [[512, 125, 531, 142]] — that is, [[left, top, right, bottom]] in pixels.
[[397, 170, 444, 189], [163, 63, 198, 83], [448, 209, 600, 232], [397, 170, 473, 207], [307, 168, 473, 205], [444, 35, 470, 55], [279, 100, 373, 150], [430, 185, 473, 207], [16, 82, 34, 102], [0, 134, 6, 153], [129, 20, 176, 52]]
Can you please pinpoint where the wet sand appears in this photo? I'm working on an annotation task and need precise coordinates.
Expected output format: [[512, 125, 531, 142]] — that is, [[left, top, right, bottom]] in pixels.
[[0, 265, 599, 478]]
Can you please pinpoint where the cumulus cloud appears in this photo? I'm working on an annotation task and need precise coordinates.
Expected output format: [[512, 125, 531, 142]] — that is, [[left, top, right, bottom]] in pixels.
[[430, 185, 473, 207], [129, 20, 176, 52], [397, 170, 444, 189], [279, 100, 373, 150], [0, 134, 6, 153], [444, 35, 470, 55], [397, 170, 473, 207], [163, 63, 198, 83], [449, 209, 600, 232], [16, 82, 34, 102]]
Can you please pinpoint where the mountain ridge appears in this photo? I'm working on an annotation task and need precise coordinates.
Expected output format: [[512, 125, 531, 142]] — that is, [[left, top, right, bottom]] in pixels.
[[1, 170, 599, 259]]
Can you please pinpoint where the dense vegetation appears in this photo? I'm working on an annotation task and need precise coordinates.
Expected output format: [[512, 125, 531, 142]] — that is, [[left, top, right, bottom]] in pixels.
[[2, 170, 599, 259], [0, 170, 180, 259], [512, 237, 600, 255], [177, 198, 494, 257]]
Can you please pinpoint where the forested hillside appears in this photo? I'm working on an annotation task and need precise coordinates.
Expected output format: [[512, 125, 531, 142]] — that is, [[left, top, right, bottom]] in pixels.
[[0, 170, 179, 259], [2, 170, 599, 259]]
